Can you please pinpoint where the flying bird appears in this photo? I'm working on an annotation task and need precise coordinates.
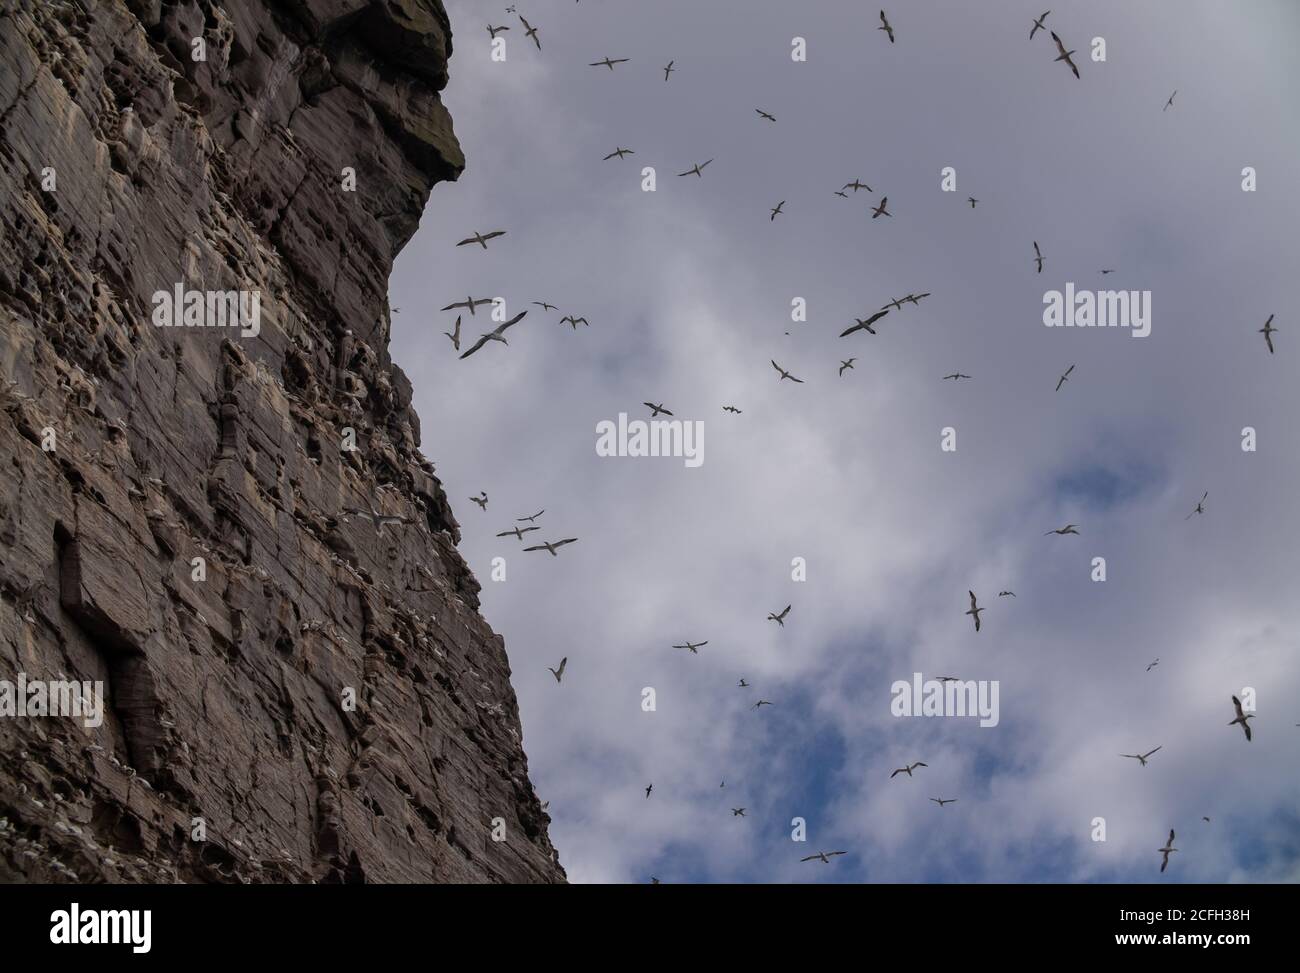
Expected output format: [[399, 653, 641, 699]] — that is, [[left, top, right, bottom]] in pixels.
[[965, 591, 984, 632], [930, 798, 957, 807], [767, 605, 791, 626], [871, 197, 892, 219], [1120, 746, 1162, 767], [723, 405, 742, 414], [1146, 658, 1160, 672], [1099, 268, 1115, 275], [770, 200, 785, 221], [548, 658, 567, 683], [442, 316, 461, 351], [1158, 830, 1177, 873], [801, 850, 848, 863], [523, 538, 579, 557], [738, 678, 750, 688], [1185, 491, 1208, 519], [1033, 240, 1044, 273], [752, 699, 773, 709], [1050, 31, 1080, 79], [1259, 314, 1277, 354], [967, 197, 978, 208], [1055, 363, 1074, 390], [442, 296, 493, 315], [518, 15, 541, 50], [663, 60, 675, 81], [487, 25, 509, 39], [644, 402, 673, 417], [840, 310, 888, 337], [756, 108, 776, 122], [645, 783, 653, 798], [459, 310, 528, 359], [878, 10, 895, 43], [904, 292, 931, 305], [677, 159, 713, 177], [890, 762, 927, 779], [1029, 10, 1050, 39], [833, 190, 849, 198], [342, 505, 411, 535], [456, 229, 507, 249], [1229, 696, 1254, 741], [590, 57, 630, 70], [1163, 90, 1177, 111], [532, 301, 557, 311], [496, 525, 540, 540], [839, 359, 856, 376], [943, 373, 972, 381], [603, 147, 634, 160], [470, 492, 488, 511], [517, 510, 545, 523], [843, 179, 872, 193], [998, 590, 1015, 597], [672, 640, 708, 654], [1045, 524, 1080, 535], [771, 360, 804, 383], [560, 315, 589, 330]]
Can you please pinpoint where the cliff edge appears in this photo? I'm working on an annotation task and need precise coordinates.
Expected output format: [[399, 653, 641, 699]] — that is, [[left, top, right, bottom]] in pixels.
[[0, 0, 563, 883]]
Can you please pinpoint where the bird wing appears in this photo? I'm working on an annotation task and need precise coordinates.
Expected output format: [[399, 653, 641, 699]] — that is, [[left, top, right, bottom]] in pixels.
[[1145, 747, 1162, 758], [557, 657, 567, 677], [915, 762, 927, 768], [522, 544, 546, 552], [555, 538, 578, 548], [1051, 31, 1066, 56], [1233, 695, 1244, 718], [493, 310, 528, 336], [455, 339, 488, 362]]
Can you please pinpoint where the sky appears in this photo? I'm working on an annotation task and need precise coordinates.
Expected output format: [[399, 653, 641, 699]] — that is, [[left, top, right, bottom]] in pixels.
[[387, 0, 1300, 883]]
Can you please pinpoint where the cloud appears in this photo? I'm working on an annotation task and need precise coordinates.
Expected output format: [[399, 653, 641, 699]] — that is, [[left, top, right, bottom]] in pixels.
[[389, 0, 1300, 883]]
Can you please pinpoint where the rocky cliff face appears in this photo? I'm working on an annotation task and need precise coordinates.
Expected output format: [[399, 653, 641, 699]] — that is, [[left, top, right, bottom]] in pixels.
[[0, 0, 563, 883]]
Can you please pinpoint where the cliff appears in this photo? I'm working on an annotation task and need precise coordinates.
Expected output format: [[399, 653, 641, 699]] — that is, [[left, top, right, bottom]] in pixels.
[[0, 0, 563, 883]]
